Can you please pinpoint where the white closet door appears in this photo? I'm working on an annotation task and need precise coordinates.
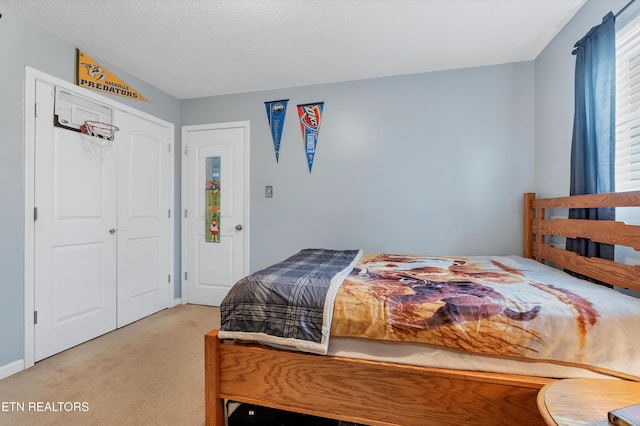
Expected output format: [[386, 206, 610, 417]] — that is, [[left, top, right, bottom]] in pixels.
[[34, 80, 117, 361], [33, 81, 173, 360], [116, 111, 172, 327]]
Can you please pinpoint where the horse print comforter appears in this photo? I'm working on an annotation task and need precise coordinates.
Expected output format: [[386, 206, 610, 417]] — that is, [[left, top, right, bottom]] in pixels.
[[220, 250, 640, 380]]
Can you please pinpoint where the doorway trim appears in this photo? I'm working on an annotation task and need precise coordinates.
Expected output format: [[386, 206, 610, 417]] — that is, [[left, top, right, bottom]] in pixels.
[[23, 67, 175, 369], [180, 121, 251, 303]]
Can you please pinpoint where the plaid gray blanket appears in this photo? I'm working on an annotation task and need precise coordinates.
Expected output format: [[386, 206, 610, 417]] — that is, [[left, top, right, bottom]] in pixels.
[[219, 248, 363, 354]]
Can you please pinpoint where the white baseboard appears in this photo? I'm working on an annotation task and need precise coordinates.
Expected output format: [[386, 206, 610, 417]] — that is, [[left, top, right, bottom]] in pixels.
[[0, 359, 24, 380], [170, 296, 183, 307]]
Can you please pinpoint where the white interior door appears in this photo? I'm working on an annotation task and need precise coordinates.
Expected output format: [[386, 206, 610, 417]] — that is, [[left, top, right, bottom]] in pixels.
[[183, 122, 249, 305], [116, 111, 172, 327], [34, 81, 117, 361]]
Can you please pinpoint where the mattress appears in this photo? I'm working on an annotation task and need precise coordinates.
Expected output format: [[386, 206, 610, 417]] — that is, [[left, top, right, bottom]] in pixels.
[[220, 250, 640, 381], [327, 337, 616, 380]]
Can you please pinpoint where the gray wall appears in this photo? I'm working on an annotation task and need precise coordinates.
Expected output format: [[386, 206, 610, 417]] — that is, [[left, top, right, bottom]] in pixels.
[[183, 62, 535, 272], [0, 4, 181, 368]]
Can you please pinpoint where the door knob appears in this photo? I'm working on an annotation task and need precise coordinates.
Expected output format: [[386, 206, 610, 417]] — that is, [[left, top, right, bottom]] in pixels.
[[235, 224, 243, 231], [109, 228, 116, 234]]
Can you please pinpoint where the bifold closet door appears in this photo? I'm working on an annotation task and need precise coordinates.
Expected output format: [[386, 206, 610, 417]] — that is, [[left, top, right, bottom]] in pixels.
[[33, 82, 172, 361]]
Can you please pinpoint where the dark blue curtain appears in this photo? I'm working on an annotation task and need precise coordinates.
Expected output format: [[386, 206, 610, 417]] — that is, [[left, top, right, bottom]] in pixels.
[[567, 12, 616, 262]]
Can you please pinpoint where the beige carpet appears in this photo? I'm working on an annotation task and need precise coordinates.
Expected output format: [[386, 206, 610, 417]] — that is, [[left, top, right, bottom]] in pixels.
[[0, 304, 220, 426]]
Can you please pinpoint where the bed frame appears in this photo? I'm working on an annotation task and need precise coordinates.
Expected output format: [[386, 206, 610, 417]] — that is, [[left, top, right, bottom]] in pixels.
[[205, 191, 640, 426]]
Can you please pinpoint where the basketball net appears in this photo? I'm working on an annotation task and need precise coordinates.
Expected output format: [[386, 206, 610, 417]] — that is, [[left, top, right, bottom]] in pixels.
[[80, 120, 119, 160]]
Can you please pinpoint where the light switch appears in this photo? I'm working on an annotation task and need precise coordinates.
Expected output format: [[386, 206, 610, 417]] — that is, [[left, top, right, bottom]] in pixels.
[[265, 185, 273, 198]]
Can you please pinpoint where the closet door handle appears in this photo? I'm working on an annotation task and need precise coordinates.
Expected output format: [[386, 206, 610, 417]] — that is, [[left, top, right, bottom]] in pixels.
[[109, 228, 116, 234], [235, 224, 243, 231]]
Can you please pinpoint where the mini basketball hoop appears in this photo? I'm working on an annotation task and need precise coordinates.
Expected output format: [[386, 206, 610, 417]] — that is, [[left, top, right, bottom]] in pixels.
[[80, 120, 119, 144]]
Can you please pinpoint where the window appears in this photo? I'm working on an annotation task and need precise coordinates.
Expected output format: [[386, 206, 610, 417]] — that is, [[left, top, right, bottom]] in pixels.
[[615, 15, 640, 192]]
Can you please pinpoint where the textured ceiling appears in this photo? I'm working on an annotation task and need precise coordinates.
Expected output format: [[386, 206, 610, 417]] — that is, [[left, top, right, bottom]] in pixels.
[[2, 0, 587, 100]]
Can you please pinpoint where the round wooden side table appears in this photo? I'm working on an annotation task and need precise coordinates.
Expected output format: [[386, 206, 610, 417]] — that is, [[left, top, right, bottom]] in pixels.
[[537, 378, 640, 426]]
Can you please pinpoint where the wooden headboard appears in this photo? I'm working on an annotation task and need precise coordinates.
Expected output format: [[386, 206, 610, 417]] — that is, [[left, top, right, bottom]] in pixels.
[[523, 191, 640, 293]]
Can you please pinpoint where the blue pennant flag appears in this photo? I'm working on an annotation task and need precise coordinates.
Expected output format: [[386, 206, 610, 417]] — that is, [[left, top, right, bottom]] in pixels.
[[265, 99, 289, 163]]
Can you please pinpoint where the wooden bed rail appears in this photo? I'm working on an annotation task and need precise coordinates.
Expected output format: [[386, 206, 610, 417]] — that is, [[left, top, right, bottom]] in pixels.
[[205, 330, 549, 426], [524, 191, 640, 293], [205, 330, 224, 426]]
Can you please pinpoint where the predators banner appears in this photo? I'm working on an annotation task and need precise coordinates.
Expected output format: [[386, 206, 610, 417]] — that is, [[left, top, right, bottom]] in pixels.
[[76, 50, 151, 103]]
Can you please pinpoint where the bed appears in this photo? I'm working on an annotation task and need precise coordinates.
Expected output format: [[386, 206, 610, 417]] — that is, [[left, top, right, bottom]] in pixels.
[[205, 191, 640, 426]]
